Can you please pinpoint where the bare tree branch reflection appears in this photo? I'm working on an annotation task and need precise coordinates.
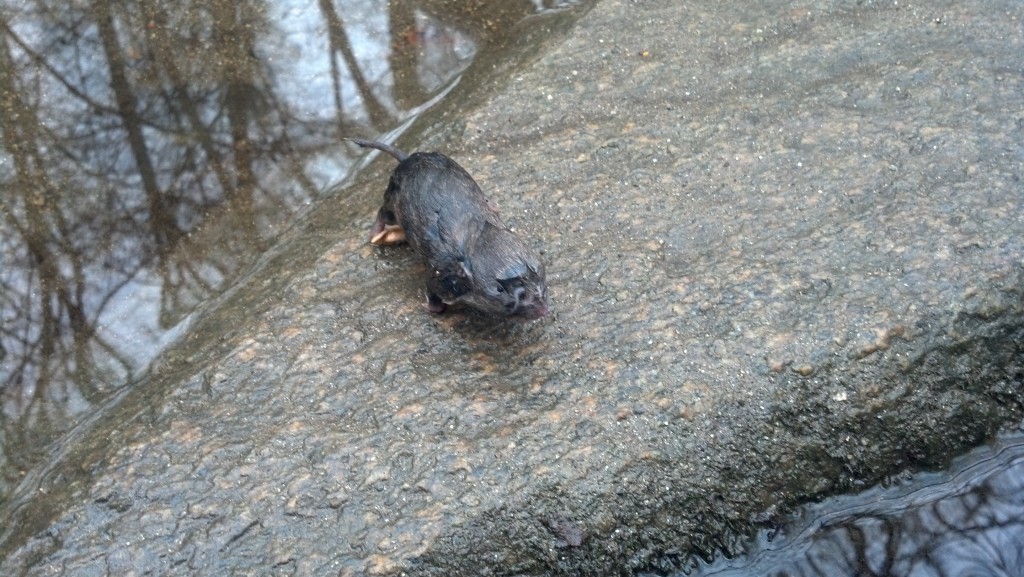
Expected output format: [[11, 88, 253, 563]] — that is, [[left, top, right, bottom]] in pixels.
[[318, 0, 394, 125], [0, 0, 322, 488], [683, 443, 1024, 577], [1, 13, 136, 474]]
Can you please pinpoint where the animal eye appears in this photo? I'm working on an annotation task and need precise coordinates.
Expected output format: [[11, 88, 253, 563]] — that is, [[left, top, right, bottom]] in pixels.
[[496, 285, 504, 293]]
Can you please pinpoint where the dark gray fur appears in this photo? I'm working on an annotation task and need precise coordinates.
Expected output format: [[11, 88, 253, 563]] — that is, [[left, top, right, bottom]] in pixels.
[[350, 138, 549, 319]]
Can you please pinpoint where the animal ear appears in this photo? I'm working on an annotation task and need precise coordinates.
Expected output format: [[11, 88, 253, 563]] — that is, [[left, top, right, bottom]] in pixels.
[[437, 260, 473, 298]]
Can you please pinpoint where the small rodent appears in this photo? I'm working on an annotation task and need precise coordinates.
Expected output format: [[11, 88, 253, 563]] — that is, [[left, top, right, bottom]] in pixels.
[[349, 138, 549, 320]]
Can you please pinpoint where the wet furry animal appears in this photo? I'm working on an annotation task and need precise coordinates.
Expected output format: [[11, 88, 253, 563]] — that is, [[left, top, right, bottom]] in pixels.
[[350, 138, 549, 320]]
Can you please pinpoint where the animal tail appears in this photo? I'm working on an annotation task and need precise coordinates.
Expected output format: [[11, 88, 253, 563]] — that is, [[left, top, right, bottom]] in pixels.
[[347, 138, 409, 162]]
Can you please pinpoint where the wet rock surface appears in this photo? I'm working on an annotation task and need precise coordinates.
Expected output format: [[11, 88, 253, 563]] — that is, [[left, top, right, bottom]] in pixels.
[[3, 0, 1023, 575]]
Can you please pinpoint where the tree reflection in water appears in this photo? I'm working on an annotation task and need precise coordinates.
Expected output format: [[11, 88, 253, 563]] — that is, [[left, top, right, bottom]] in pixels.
[[676, 432, 1024, 577], [0, 0, 555, 497]]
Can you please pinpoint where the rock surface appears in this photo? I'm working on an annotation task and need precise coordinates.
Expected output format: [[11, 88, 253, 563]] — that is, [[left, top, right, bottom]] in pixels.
[[3, 0, 1023, 575]]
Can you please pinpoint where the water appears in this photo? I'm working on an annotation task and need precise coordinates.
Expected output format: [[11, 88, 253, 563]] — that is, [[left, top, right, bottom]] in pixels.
[[0, 0, 586, 502], [672, 428, 1024, 577]]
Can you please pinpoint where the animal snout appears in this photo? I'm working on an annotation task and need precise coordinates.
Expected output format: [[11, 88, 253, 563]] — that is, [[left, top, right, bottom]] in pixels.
[[515, 286, 550, 319]]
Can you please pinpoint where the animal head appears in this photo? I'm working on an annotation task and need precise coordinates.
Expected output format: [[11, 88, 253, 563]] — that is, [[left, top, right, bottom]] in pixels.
[[441, 224, 549, 319]]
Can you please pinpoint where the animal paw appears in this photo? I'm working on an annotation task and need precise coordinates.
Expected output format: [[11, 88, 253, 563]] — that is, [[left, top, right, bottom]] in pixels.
[[425, 292, 448, 314], [370, 223, 406, 245]]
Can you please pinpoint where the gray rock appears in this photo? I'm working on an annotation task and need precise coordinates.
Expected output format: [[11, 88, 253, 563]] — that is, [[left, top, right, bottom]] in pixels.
[[3, 0, 1022, 575]]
